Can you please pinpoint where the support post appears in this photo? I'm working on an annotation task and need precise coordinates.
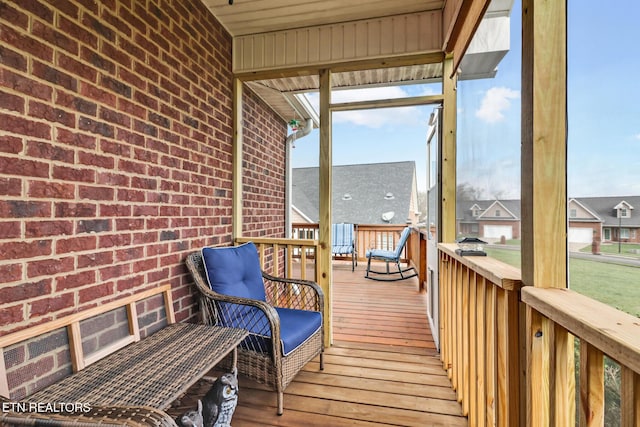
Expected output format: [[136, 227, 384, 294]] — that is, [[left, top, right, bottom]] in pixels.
[[522, 1, 571, 426], [318, 69, 332, 348], [232, 78, 243, 240], [441, 54, 457, 243]]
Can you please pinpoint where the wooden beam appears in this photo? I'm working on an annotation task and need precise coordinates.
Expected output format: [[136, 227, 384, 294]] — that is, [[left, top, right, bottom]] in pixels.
[[318, 68, 332, 348], [443, 0, 491, 76], [521, 0, 568, 289], [330, 94, 444, 112], [441, 55, 457, 243], [234, 52, 445, 82], [232, 78, 244, 240]]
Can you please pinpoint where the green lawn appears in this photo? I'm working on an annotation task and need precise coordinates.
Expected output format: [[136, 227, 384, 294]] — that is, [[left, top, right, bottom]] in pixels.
[[585, 242, 640, 258], [485, 247, 640, 317]]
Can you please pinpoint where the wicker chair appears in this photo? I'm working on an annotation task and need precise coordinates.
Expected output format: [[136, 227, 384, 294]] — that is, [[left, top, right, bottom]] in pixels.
[[185, 242, 324, 415]]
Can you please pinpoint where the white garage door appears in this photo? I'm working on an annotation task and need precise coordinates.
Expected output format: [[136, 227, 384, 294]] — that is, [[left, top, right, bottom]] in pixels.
[[483, 225, 513, 240], [568, 227, 593, 243]]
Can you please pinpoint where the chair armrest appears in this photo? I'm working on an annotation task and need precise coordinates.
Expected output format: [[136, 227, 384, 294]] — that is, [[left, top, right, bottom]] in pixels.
[[195, 285, 283, 358], [262, 272, 324, 314]]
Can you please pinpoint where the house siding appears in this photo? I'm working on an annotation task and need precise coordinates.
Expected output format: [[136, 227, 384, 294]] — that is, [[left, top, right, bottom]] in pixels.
[[0, 0, 286, 398]]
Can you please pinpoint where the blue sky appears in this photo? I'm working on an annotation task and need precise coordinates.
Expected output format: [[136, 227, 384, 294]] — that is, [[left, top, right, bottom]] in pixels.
[[291, 0, 640, 199]]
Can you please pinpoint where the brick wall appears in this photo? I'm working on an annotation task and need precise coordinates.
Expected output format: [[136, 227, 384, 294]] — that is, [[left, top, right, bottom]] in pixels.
[[0, 0, 286, 351]]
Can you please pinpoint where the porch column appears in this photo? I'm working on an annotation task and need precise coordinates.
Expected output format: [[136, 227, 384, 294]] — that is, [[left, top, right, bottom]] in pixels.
[[318, 68, 332, 347], [441, 54, 457, 243], [232, 78, 243, 239], [521, 1, 572, 426]]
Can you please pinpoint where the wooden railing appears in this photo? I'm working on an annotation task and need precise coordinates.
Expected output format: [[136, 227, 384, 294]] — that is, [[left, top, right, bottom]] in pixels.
[[439, 243, 524, 427], [522, 287, 640, 427], [235, 236, 319, 282], [439, 243, 640, 427]]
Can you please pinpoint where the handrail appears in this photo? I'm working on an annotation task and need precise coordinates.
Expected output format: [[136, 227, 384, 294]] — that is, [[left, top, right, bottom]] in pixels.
[[522, 287, 640, 375]]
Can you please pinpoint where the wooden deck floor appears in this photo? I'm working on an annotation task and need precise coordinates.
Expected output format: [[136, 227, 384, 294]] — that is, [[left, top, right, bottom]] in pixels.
[[168, 262, 466, 426]]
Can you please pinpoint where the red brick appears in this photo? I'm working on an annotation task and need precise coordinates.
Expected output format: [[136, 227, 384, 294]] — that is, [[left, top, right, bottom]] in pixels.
[[55, 235, 97, 254], [26, 140, 75, 163], [99, 263, 130, 281], [0, 304, 25, 329], [1, 69, 53, 101], [78, 151, 115, 169], [0, 135, 23, 154], [48, 0, 79, 19], [52, 165, 96, 183], [116, 188, 145, 203], [77, 251, 114, 269], [56, 128, 97, 149], [0, 90, 25, 113], [55, 270, 95, 291], [29, 293, 75, 317], [58, 15, 97, 49], [79, 282, 114, 304], [96, 172, 129, 187], [116, 276, 145, 292], [18, 0, 54, 23], [0, 262, 22, 282], [27, 256, 74, 277], [0, 25, 53, 63], [98, 233, 132, 249], [0, 113, 51, 139], [54, 202, 97, 218], [28, 181, 75, 200], [115, 217, 144, 231], [57, 52, 98, 83], [25, 220, 74, 238], [32, 20, 78, 56], [0, 200, 51, 218], [115, 246, 144, 262]]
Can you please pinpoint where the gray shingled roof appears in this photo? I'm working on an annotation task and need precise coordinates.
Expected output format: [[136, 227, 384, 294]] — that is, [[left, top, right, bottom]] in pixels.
[[457, 196, 640, 227], [573, 196, 640, 227], [292, 161, 417, 225], [457, 199, 521, 222]]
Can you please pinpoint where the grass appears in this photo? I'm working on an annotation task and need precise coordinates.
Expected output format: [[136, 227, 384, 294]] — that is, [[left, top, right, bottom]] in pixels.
[[586, 242, 640, 258], [485, 247, 640, 317]]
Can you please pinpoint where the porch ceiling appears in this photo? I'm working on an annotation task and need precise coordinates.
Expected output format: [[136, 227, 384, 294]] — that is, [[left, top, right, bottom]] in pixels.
[[199, 0, 444, 37], [200, 0, 512, 123]]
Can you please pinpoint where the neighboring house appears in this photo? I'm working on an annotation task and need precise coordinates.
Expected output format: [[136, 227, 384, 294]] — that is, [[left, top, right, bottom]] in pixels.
[[292, 161, 420, 226], [569, 196, 640, 244], [458, 196, 640, 244], [457, 199, 521, 240]]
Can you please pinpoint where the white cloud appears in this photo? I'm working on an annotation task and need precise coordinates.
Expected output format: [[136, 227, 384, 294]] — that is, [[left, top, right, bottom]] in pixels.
[[306, 86, 430, 129], [475, 87, 520, 123], [634, 133, 640, 140]]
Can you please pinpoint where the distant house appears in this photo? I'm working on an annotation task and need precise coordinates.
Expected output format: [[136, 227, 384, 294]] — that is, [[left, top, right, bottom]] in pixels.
[[457, 199, 522, 240], [458, 196, 640, 244], [292, 161, 420, 226], [569, 196, 640, 244]]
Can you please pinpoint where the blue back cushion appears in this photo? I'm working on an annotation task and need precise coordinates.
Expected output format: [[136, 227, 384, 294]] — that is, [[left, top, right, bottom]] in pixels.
[[394, 227, 411, 258], [201, 242, 266, 301]]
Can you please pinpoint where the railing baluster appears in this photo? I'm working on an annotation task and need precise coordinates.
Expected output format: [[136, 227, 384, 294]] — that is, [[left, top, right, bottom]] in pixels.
[[486, 281, 497, 427], [554, 324, 575, 427], [621, 366, 640, 427], [579, 341, 604, 427], [476, 275, 487, 427]]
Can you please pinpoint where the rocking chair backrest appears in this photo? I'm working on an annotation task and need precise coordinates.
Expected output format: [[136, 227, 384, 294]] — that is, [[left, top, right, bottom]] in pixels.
[[393, 227, 412, 259]]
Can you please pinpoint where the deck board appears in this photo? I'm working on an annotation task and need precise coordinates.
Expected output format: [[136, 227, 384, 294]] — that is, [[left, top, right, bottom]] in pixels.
[[168, 261, 466, 426]]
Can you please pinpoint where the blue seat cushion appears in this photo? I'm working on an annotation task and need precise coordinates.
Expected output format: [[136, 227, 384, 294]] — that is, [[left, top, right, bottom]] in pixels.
[[366, 249, 396, 260], [332, 244, 353, 255], [201, 242, 266, 302], [238, 307, 322, 356]]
